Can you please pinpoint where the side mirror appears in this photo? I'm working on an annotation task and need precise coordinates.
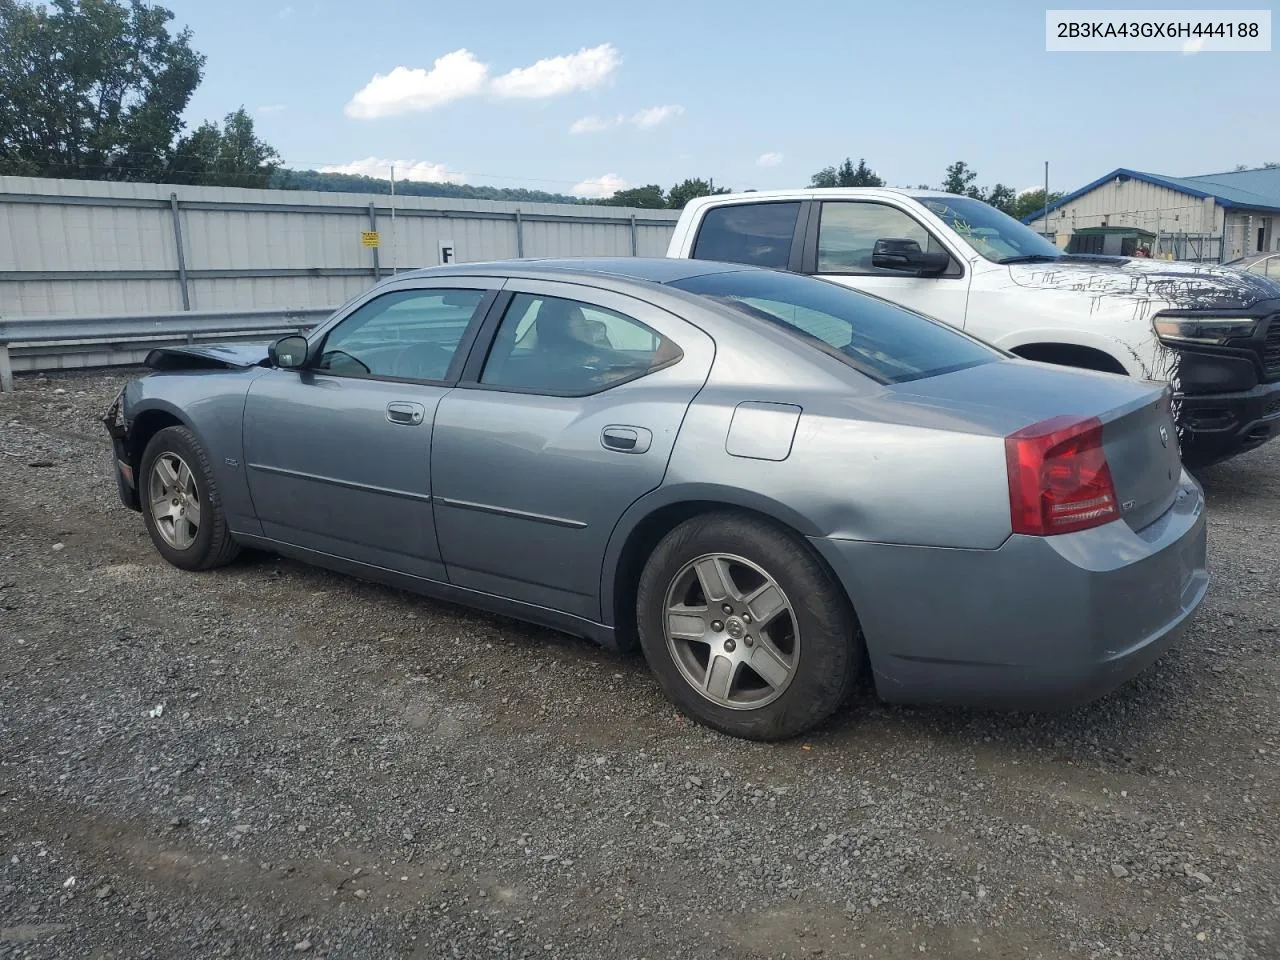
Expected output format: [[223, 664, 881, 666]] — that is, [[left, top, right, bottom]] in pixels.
[[268, 335, 310, 369], [871, 238, 951, 276]]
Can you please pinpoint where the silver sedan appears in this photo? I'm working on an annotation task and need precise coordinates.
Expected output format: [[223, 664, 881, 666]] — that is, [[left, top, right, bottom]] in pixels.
[[103, 258, 1208, 740]]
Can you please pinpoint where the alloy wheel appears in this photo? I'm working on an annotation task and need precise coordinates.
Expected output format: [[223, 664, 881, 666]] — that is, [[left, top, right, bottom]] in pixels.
[[662, 553, 800, 710], [148, 452, 201, 550]]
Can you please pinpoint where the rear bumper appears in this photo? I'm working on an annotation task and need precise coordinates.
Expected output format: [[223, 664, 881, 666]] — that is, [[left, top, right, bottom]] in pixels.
[[1177, 380, 1280, 466], [810, 473, 1208, 710]]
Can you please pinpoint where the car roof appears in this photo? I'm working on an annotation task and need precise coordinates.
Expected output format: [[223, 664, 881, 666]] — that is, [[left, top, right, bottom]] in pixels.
[[684, 187, 964, 204], [394, 256, 754, 285]]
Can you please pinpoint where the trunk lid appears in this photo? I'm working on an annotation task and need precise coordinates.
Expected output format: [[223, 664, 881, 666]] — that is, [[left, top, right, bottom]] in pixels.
[[883, 358, 1181, 532], [1100, 389, 1181, 532]]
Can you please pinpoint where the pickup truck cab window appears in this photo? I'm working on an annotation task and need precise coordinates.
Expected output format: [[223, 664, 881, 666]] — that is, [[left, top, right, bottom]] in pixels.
[[692, 201, 801, 268], [816, 201, 950, 275]]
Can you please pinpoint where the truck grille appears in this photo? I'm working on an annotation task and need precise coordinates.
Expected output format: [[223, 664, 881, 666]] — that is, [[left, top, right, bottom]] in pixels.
[[1266, 315, 1280, 379]]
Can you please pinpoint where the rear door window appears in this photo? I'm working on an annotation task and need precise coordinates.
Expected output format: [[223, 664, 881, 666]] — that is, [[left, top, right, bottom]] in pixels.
[[691, 202, 801, 268], [480, 293, 682, 396]]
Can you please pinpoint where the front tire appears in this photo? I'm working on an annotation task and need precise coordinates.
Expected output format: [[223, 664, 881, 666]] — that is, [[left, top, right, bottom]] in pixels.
[[139, 425, 240, 571], [636, 512, 860, 741]]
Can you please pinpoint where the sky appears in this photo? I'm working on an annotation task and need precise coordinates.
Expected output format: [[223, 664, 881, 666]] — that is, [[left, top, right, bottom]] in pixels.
[[160, 0, 1280, 198]]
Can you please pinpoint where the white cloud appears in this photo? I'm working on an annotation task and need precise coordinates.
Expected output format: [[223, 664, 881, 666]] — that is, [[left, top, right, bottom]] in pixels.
[[318, 156, 467, 184], [570, 104, 683, 134], [1182, 36, 1206, 55], [630, 104, 683, 128], [256, 104, 286, 115], [571, 173, 626, 198], [570, 114, 624, 134], [277, 5, 294, 18], [490, 43, 620, 99], [757, 152, 784, 167], [345, 49, 490, 119]]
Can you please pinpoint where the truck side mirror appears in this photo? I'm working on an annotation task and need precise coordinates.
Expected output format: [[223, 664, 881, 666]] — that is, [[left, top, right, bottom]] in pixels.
[[871, 238, 951, 277]]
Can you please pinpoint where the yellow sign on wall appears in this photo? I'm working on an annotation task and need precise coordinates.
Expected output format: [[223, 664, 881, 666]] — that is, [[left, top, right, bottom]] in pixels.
[[361, 231, 380, 248]]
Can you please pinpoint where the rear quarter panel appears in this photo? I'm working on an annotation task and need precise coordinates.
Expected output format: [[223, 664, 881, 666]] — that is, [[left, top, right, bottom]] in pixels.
[[123, 368, 265, 535], [664, 382, 1012, 550]]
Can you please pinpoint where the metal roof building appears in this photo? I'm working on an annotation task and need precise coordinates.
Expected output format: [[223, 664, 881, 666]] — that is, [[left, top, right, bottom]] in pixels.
[[1022, 166, 1280, 262]]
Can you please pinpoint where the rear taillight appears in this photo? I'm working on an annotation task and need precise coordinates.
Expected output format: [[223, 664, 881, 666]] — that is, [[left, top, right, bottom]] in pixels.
[[1005, 415, 1119, 536]]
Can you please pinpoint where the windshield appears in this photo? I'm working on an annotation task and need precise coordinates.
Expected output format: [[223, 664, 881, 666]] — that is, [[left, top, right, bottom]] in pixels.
[[918, 195, 1063, 264], [671, 269, 1000, 384]]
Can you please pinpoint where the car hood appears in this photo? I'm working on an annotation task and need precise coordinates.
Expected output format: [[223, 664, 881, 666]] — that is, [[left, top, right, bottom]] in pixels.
[[1007, 255, 1280, 311], [144, 342, 272, 370]]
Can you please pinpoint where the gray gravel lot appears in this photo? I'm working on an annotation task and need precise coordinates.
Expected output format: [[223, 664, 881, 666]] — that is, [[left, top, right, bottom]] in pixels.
[[1, 370, 1277, 960]]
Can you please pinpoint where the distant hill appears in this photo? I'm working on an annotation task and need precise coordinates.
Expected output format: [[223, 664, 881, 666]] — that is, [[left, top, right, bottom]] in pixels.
[[271, 169, 585, 205]]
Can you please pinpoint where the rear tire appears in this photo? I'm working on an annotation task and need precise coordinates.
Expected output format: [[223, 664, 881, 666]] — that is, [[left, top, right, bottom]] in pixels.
[[636, 512, 860, 741], [139, 425, 240, 571]]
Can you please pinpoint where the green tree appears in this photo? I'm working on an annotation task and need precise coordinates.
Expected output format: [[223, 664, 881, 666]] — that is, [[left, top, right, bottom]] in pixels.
[[983, 183, 1017, 215], [270, 168, 580, 203], [606, 184, 666, 208], [168, 107, 279, 187], [1011, 188, 1064, 221], [810, 157, 883, 188], [0, 0, 205, 180], [666, 177, 731, 209], [941, 161, 979, 196]]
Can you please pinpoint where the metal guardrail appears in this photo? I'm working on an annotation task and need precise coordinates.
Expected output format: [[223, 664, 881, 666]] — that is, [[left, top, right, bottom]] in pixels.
[[0, 307, 334, 391]]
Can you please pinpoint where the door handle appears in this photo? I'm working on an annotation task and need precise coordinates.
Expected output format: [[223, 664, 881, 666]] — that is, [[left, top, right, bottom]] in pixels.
[[601, 425, 652, 454], [386, 401, 426, 425]]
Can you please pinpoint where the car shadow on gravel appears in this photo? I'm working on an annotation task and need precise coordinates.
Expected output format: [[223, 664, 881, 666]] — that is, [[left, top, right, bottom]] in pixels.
[[809, 641, 1210, 770], [231, 548, 614, 659], [224, 534, 1220, 767]]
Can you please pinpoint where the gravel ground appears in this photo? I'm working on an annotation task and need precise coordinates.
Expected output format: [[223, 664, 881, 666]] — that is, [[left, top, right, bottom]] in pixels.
[[1, 370, 1277, 960]]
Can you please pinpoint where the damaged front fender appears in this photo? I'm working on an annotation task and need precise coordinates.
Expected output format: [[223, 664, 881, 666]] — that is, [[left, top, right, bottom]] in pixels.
[[101, 386, 140, 511]]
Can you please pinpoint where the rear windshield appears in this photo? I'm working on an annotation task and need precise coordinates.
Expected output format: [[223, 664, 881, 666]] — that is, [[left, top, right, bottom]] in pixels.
[[670, 269, 1000, 383]]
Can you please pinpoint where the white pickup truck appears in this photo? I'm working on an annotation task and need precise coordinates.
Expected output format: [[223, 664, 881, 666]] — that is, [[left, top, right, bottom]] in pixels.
[[667, 188, 1280, 466]]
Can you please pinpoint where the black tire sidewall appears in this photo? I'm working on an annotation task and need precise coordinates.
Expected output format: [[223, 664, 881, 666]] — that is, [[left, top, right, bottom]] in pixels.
[[139, 426, 221, 571], [636, 512, 859, 741]]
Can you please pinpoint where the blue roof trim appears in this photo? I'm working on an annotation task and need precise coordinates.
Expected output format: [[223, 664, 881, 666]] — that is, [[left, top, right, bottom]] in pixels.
[[1022, 167, 1280, 223], [1020, 168, 1213, 224]]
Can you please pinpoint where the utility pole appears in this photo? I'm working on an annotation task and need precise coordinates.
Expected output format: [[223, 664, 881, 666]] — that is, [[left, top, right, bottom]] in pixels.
[[390, 163, 397, 275], [1042, 161, 1049, 239]]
